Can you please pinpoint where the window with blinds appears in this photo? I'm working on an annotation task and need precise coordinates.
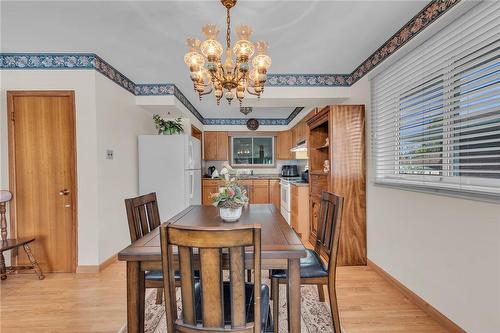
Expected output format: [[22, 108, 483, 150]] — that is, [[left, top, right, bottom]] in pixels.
[[371, 1, 500, 196]]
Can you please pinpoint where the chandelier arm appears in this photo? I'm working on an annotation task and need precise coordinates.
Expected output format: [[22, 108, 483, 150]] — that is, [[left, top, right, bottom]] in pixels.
[[199, 86, 213, 96], [246, 86, 260, 96]]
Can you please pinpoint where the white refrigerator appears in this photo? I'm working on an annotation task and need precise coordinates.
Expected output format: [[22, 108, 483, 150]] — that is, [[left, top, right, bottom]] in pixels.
[[138, 134, 201, 222]]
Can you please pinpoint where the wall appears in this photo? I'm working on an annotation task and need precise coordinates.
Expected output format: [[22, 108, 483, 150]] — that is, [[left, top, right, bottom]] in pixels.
[[348, 73, 500, 332], [95, 73, 155, 263], [0, 69, 156, 267]]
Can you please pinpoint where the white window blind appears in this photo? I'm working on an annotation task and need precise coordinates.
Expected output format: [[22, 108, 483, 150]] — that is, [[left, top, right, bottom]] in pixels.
[[372, 1, 500, 196]]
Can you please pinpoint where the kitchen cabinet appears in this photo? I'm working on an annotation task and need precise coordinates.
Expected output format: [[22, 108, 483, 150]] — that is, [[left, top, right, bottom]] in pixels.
[[201, 179, 223, 205], [203, 131, 229, 160], [202, 178, 277, 206], [291, 184, 310, 242], [277, 131, 293, 160], [306, 105, 366, 266], [251, 180, 270, 204], [269, 179, 280, 210]]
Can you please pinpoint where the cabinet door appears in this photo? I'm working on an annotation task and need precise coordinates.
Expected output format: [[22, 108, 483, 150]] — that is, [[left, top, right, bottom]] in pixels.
[[204, 132, 218, 160], [269, 179, 280, 210], [309, 195, 321, 244], [216, 131, 229, 160], [277, 131, 292, 160], [251, 180, 269, 204], [202, 186, 218, 205], [291, 126, 298, 146]]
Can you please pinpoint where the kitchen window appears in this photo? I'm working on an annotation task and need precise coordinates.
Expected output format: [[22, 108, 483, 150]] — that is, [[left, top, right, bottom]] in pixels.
[[231, 136, 274, 166], [372, 1, 500, 197]]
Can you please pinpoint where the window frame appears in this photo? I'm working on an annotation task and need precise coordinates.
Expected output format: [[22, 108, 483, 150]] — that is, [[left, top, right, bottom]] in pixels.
[[230, 136, 275, 168]]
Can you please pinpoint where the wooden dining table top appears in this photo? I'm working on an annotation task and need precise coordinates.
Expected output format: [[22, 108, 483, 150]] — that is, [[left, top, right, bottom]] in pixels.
[[118, 204, 307, 262]]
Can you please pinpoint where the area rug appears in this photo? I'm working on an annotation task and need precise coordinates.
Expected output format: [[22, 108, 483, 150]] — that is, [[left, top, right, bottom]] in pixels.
[[118, 274, 340, 333]]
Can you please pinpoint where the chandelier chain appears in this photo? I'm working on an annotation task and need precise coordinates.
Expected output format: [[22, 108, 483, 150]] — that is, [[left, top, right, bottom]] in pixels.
[[226, 7, 231, 49]]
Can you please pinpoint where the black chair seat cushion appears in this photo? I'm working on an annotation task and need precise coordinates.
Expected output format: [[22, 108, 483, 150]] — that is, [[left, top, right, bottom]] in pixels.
[[271, 249, 328, 279], [145, 270, 200, 282], [194, 282, 270, 330]]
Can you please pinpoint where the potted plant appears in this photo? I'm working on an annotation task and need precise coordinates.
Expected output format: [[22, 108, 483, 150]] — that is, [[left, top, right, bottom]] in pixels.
[[210, 164, 248, 222], [153, 114, 184, 135]]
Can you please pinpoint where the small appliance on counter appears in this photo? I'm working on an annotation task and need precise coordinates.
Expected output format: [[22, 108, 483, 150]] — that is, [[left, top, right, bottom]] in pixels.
[[301, 170, 309, 183], [208, 166, 216, 177], [281, 165, 299, 177]]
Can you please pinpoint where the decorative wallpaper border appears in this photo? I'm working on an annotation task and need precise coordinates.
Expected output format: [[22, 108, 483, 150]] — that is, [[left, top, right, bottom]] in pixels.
[[267, 74, 349, 87], [0, 0, 462, 124], [202, 118, 289, 126], [347, 0, 461, 85]]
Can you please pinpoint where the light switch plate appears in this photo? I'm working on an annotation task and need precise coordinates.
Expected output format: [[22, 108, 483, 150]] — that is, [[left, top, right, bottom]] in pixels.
[[106, 149, 114, 160]]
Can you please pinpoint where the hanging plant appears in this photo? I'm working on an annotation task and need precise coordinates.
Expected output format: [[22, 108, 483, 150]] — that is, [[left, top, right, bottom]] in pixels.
[[153, 114, 184, 135]]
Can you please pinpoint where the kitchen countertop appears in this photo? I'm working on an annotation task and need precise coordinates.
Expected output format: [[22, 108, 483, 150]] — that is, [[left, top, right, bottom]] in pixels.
[[291, 182, 309, 187], [203, 174, 281, 180]]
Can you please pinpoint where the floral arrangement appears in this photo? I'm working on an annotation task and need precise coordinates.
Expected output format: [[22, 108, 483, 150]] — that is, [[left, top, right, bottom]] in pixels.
[[153, 114, 184, 135], [210, 163, 249, 209]]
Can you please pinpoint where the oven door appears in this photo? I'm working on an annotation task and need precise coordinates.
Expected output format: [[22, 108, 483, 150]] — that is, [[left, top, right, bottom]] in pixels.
[[280, 180, 290, 212]]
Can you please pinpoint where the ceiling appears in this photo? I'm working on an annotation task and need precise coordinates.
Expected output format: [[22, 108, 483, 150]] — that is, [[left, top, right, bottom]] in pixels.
[[1, 0, 428, 118]]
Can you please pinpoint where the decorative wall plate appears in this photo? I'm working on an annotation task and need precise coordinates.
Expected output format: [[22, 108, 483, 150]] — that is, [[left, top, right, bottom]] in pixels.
[[246, 118, 259, 131]]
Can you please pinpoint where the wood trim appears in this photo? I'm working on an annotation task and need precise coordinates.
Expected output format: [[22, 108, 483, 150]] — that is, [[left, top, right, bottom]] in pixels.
[[7, 90, 78, 272], [76, 254, 118, 274], [227, 131, 279, 137], [191, 125, 202, 140], [367, 259, 466, 333], [99, 253, 118, 271]]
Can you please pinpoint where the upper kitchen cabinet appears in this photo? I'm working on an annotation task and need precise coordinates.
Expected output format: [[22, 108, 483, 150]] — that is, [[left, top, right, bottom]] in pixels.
[[203, 131, 229, 160], [277, 130, 293, 160]]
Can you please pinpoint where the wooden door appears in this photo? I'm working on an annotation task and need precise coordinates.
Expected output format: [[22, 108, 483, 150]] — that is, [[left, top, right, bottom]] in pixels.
[[216, 131, 229, 160], [251, 180, 269, 204], [203, 132, 217, 160], [277, 131, 292, 160], [330, 105, 367, 266], [269, 179, 280, 210], [8, 91, 77, 273]]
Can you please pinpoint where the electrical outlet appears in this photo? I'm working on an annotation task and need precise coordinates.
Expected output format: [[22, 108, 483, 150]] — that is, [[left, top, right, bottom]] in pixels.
[[106, 149, 114, 160]]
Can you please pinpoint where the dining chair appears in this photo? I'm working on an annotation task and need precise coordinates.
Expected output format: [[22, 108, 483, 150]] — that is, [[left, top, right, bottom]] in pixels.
[[160, 222, 272, 332], [124, 192, 164, 304], [271, 191, 344, 333]]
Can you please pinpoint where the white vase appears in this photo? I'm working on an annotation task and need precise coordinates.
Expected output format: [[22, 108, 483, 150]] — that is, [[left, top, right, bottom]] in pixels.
[[219, 206, 242, 222]]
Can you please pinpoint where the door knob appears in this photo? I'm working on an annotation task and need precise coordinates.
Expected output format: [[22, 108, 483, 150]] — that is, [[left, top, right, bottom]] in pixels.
[[59, 189, 70, 196]]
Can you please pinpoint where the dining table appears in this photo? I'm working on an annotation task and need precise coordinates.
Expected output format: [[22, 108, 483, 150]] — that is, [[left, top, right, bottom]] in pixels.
[[118, 204, 307, 333]]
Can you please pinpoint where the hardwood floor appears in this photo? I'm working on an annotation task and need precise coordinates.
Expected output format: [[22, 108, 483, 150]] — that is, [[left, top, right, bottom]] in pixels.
[[0, 262, 449, 333]]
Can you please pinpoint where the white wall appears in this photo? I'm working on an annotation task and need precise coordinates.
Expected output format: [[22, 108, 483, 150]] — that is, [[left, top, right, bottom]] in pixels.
[[348, 75, 500, 333], [95, 74, 155, 263], [0, 69, 155, 267], [0, 70, 100, 265]]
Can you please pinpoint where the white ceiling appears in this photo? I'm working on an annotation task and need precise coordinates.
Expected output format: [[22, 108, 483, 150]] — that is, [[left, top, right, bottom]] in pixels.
[[1, 0, 427, 118]]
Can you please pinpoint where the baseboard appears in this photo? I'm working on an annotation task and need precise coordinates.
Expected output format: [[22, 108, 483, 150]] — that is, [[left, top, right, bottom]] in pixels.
[[76, 254, 117, 274], [367, 259, 466, 333]]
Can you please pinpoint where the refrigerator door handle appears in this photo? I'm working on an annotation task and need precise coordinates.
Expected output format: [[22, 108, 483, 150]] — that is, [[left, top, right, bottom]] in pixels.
[[188, 140, 194, 169], [190, 173, 194, 199]]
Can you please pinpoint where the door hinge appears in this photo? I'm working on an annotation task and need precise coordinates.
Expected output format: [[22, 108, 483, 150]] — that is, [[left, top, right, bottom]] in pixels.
[[11, 111, 15, 122]]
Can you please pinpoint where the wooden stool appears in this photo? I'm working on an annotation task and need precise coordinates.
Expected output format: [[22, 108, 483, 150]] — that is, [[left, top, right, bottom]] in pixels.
[[0, 190, 44, 280]]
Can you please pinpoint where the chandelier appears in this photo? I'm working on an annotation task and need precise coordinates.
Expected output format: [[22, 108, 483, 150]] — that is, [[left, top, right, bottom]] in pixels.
[[184, 0, 272, 105]]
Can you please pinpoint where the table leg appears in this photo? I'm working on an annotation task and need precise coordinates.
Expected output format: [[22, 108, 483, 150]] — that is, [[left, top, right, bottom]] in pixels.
[[23, 243, 45, 280], [287, 258, 301, 333], [127, 261, 145, 333]]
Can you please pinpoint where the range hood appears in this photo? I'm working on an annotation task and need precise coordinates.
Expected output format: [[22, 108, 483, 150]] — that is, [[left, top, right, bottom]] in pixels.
[[290, 140, 307, 152]]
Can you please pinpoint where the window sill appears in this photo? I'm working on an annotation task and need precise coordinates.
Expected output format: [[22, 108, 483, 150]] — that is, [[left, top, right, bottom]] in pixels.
[[372, 181, 500, 204]]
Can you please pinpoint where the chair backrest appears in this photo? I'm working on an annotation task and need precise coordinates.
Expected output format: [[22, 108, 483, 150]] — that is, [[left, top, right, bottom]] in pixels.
[[314, 191, 344, 333], [124, 193, 161, 242], [160, 223, 262, 333]]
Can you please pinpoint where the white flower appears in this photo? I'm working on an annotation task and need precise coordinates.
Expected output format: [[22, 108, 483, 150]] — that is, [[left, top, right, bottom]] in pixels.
[[220, 167, 229, 175]]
